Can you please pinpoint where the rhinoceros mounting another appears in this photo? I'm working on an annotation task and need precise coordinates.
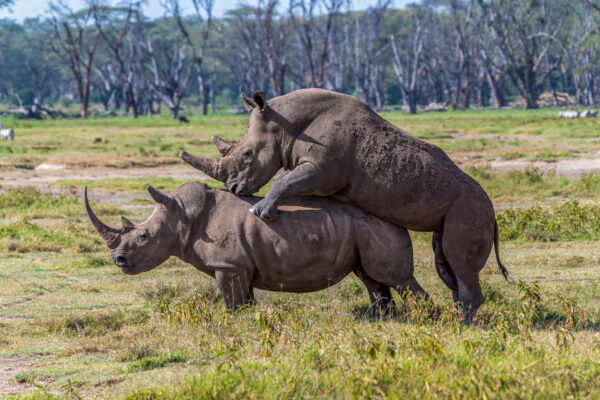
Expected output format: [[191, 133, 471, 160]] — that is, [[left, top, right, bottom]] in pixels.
[[85, 182, 425, 316], [179, 88, 508, 322]]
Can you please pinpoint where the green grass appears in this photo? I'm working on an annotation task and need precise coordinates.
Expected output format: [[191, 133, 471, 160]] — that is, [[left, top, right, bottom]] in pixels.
[[1, 109, 600, 399], [532, 150, 578, 160], [53, 177, 222, 192], [53, 177, 275, 198], [466, 167, 600, 207], [1, 108, 599, 169]]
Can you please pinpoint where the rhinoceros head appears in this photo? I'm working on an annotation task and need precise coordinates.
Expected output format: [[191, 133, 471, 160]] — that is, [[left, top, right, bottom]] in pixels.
[[84, 185, 177, 275], [179, 91, 284, 196]]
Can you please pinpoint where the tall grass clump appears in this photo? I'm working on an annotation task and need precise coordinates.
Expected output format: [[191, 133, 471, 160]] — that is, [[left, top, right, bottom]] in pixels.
[[466, 167, 600, 202], [47, 309, 149, 337], [497, 201, 600, 241]]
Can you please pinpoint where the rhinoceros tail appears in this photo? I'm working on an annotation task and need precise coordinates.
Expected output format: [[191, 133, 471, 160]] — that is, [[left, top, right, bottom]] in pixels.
[[494, 220, 509, 281]]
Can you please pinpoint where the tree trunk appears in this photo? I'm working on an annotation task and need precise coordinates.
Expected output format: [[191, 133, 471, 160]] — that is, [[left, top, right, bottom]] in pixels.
[[523, 92, 538, 109], [574, 74, 582, 105], [409, 94, 417, 114], [198, 72, 207, 116], [170, 104, 179, 119], [209, 58, 216, 113]]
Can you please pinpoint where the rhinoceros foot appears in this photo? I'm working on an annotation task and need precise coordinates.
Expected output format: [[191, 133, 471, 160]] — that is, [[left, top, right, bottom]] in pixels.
[[249, 198, 279, 221]]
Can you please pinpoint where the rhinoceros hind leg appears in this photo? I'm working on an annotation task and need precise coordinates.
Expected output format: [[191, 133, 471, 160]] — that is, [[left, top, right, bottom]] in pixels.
[[353, 269, 394, 319], [432, 231, 459, 293], [393, 277, 429, 301], [441, 197, 494, 323]]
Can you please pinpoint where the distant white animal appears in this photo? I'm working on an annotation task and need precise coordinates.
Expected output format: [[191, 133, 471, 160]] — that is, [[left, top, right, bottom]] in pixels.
[[0, 122, 14, 140], [580, 110, 598, 118], [558, 110, 580, 119]]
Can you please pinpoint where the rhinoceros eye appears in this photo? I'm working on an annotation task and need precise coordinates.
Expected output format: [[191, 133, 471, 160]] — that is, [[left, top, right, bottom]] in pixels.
[[137, 231, 148, 243], [243, 150, 252, 158]]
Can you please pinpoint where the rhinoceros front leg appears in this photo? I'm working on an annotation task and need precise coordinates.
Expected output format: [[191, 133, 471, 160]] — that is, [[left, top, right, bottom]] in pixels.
[[215, 269, 253, 310], [250, 163, 338, 221]]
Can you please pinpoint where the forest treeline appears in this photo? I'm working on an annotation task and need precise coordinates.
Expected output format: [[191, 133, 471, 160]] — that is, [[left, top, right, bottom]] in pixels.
[[0, 0, 599, 118]]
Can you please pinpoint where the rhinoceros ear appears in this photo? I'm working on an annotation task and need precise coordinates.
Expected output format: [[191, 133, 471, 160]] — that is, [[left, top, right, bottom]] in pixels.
[[146, 184, 175, 209], [252, 91, 266, 111], [241, 94, 257, 112], [121, 216, 135, 231]]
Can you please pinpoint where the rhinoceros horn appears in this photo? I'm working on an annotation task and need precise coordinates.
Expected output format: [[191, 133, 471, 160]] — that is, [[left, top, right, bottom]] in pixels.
[[178, 150, 226, 182], [121, 216, 135, 230], [84, 186, 121, 248], [212, 136, 239, 156]]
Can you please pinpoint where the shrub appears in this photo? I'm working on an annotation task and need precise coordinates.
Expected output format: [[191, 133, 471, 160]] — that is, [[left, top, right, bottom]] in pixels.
[[497, 201, 600, 242]]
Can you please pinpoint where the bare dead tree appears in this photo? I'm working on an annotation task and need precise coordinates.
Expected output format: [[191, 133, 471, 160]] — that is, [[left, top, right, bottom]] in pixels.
[[166, 0, 214, 114], [390, 8, 425, 114], [586, 0, 600, 15], [262, 0, 288, 97], [352, 0, 391, 104], [95, 61, 121, 110], [95, 3, 140, 117], [482, 0, 570, 109], [563, 7, 594, 105], [449, 0, 474, 109], [289, 0, 344, 88], [49, 0, 101, 118], [144, 33, 193, 119], [218, 3, 281, 97]]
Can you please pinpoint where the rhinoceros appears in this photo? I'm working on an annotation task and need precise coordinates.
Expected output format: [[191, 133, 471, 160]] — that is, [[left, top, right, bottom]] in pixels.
[[84, 182, 424, 315], [558, 110, 580, 119], [0, 123, 14, 141], [179, 88, 508, 321]]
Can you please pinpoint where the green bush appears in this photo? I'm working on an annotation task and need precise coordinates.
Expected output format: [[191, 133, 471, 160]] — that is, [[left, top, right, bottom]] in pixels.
[[497, 201, 600, 242]]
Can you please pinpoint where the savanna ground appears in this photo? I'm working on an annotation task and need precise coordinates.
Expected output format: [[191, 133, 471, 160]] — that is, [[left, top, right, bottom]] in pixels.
[[0, 108, 600, 399]]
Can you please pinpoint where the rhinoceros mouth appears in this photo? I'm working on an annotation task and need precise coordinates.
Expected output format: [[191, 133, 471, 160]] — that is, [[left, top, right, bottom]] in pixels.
[[227, 180, 253, 196]]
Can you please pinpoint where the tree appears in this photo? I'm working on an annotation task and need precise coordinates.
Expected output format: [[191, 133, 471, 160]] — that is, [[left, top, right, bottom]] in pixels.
[[95, 3, 141, 117], [0, 0, 13, 10], [144, 19, 193, 119], [49, 0, 101, 118], [449, 0, 475, 109], [390, 7, 425, 114], [481, 0, 570, 109], [166, 0, 214, 114], [352, 0, 391, 105], [289, 0, 345, 88]]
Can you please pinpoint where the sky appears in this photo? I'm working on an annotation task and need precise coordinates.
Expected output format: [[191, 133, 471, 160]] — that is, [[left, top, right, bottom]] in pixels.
[[0, 0, 411, 22]]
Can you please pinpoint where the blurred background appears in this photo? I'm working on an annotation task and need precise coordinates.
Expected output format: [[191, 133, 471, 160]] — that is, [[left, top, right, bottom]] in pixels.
[[0, 0, 597, 119]]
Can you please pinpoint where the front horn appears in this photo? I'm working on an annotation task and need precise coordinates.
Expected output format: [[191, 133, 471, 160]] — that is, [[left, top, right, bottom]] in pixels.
[[84, 187, 121, 248], [179, 150, 226, 182]]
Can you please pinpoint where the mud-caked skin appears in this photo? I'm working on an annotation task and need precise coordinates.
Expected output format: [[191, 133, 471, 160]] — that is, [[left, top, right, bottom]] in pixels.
[[84, 183, 425, 316], [179, 88, 508, 322]]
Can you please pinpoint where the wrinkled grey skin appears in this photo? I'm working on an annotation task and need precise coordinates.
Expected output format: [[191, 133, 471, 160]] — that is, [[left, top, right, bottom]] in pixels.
[[179, 89, 508, 322], [85, 183, 425, 315]]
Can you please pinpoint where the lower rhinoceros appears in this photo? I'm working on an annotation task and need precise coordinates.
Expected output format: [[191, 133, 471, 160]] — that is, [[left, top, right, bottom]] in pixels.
[[84, 182, 424, 315], [179, 88, 508, 321]]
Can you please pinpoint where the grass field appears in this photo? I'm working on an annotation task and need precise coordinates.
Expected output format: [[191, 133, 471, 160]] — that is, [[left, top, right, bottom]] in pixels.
[[1, 109, 600, 399]]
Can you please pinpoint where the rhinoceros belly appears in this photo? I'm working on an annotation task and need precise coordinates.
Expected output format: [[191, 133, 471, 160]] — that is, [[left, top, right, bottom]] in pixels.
[[247, 200, 359, 293]]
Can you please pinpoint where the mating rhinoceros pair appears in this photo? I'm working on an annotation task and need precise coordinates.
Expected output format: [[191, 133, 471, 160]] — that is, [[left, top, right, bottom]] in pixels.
[[87, 89, 507, 321]]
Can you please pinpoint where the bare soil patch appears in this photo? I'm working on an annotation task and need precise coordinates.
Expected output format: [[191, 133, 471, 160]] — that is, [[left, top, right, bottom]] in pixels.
[[451, 133, 545, 142], [0, 165, 208, 204], [489, 158, 600, 178], [0, 356, 42, 396]]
